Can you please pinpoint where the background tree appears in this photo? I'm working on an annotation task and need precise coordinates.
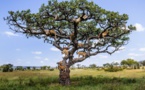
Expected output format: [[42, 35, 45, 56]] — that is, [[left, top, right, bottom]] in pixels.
[[77, 64, 81, 69], [89, 64, 97, 69], [26, 66, 31, 70], [103, 62, 123, 72], [32, 67, 36, 70], [121, 59, 139, 69], [4, 0, 135, 85], [1, 64, 13, 72], [103, 63, 110, 68], [139, 60, 145, 66], [15, 66, 24, 71], [41, 66, 48, 70]]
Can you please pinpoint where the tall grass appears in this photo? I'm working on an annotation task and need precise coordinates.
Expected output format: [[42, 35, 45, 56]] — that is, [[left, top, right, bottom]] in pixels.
[[0, 69, 145, 90], [0, 75, 145, 90]]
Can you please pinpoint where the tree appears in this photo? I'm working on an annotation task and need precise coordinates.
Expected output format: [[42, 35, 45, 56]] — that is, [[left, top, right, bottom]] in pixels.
[[77, 64, 81, 69], [139, 60, 145, 66], [26, 66, 31, 70], [103, 63, 110, 68], [15, 66, 24, 71], [1, 64, 13, 72], [4, 0, 136, 85], [103, 62, 123, 72], [89, 64, 97, 69], [41, 66, 48, 70], [121, 59, 139, 69]]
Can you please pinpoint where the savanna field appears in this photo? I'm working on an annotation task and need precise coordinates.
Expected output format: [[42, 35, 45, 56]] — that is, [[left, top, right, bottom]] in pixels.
[[0, 69, 145, 90]]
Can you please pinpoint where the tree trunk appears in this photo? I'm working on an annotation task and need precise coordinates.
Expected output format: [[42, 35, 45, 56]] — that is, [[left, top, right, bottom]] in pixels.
[[59, 66, 71, 85]]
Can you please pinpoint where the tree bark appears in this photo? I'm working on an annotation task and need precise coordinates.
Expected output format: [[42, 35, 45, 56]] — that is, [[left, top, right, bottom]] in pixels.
[[58, 65, 70, 85]]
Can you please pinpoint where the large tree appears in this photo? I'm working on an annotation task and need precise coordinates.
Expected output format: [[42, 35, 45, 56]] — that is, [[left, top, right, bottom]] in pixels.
[[5, 0, 135, 85]]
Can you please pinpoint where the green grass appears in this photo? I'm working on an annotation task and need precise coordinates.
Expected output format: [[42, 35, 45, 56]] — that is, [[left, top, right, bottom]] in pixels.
[[0, 69, 145, 90]]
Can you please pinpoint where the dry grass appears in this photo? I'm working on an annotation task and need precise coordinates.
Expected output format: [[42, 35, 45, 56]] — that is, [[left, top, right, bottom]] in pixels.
[[70, 69, 145, 78], [0, 69, 145, 90], [0, 69, 145, 80], [0, 70, 58, 80]]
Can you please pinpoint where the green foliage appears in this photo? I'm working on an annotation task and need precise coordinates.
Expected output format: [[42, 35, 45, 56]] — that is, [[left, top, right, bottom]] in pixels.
[[5, 0, 136, 43], [104, 66, 123, 72], [139, 60, 145, 66], [1, 64, 13, 72], [89, 64, 97, 69], [121, 58, 139, 69], [104, 62, 123, 72], [15, 66, 24, 71], [49, 68, 54, 71], [41, 66, 50, 70], [26, 66, 31, 70], [0, 75, 144, 90]]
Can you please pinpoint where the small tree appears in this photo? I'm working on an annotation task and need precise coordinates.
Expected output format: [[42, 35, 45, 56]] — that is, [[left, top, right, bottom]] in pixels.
[[5, 0, 135, 85], [104, 62, 123, 72], [26, 66, 31, 70], [15, 66, 24, 71], [41, 66, 47, 70], [1, 64, 13, 72], [32, 67, 36, 70], [77, 64, 81, 69], [89, 64, 97, 69], [139, 60, 145, 66]]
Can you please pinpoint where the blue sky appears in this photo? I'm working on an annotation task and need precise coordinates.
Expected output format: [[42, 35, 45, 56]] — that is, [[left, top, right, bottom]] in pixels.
[[0, 0, 145, 67]]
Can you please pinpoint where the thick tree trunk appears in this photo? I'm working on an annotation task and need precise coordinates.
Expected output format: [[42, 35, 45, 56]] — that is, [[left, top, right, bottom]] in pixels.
[[59, 66, 70, 85]]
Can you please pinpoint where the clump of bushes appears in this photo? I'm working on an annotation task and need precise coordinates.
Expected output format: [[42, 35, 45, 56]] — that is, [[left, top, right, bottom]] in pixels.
[[103, 62, 123, 72], [104, 66, 123, 72], [49, 68, 54, 71], [1, 64, 13, 72]]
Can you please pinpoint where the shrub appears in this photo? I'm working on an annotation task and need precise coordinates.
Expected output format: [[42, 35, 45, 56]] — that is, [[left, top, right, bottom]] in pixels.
[[104, 66, 123, 72], [49, 68, 54, 71], [1, 64, 13, 72]]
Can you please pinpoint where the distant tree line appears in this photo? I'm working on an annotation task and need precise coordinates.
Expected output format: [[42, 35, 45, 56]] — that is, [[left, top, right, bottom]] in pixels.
[[0, 59, 145, 72], [71, 58, 145, 72], [0, 64, 13, 72], [0, 64, 54, 72]]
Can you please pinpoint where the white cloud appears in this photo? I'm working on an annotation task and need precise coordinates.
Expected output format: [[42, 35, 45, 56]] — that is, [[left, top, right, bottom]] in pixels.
[[16, 48, 21, 51], [4, 31, 19, 37], [40, 61, 44, 64], [128, 53, 137, 56], [128, 53, 142, 57], [44, 58, 49, 61], [50, 47, 60, 52], [32, 51, 42, 55], [130, 48, 136, 51], [134, 23, 145, 32], [99, 55, 108, 59], [139, 48, 145, 51], [115, 51, 120, 53], [34, 56, 42, 59], [129, 57, 135, 59]]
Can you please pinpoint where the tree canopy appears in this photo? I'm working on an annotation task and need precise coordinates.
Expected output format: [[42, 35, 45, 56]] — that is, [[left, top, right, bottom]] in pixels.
[[121, 58, 139, 67], [5, 0, 135, 66]]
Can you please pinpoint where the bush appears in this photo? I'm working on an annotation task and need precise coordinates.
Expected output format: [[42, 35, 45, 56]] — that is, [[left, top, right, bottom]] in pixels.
[[49, 68, 54, 71], [15, 66, 24, 71], [1, 64, 13, 72], [104, 66, 123, 72]]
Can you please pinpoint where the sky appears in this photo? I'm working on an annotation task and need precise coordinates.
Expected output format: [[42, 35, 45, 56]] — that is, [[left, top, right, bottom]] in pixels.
[[0, 0, 145, 67]]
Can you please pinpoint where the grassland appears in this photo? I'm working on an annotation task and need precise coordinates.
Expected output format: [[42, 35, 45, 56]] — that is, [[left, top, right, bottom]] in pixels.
[[0, 69, 145, 90]]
